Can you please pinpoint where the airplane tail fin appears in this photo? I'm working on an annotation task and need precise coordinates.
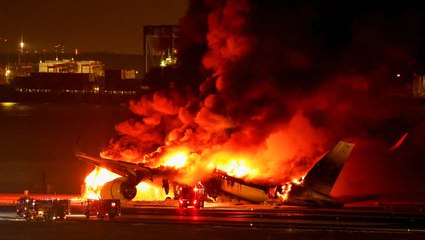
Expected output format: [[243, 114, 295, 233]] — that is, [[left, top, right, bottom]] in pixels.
[[302, 141, 355, 195]]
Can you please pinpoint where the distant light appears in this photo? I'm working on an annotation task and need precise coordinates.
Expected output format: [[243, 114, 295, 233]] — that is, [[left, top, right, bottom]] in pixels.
[[160, 60, 167, 67], [20, 41, 24, 48], [396, 73, 401, 78], [1, 102, 15, 107]]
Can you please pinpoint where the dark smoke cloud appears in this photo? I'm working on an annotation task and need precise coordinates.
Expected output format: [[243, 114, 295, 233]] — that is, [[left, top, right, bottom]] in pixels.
[[103, 0, 425, 194]]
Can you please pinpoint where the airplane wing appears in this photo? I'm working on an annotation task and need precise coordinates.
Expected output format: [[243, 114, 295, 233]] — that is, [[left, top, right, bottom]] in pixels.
[[75, 152, 178, 184]]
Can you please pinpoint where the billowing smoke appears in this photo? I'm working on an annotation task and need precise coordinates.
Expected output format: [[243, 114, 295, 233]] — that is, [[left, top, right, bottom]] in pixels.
[[102, 0, 425, 195]]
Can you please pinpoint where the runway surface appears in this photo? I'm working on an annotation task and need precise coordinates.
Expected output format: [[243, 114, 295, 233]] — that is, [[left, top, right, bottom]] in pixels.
[[1, 194, 425, 240]]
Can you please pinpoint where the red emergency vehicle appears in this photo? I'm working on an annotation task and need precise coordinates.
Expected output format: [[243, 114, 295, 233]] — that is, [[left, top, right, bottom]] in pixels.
[[178, 181, 205, 209], [16, 197, 70, 221], [83, 199, 120, 220]]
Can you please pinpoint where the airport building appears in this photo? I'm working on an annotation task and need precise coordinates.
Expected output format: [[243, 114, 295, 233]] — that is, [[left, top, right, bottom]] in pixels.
[[0, 58, 142, 103], [39, 59, 104, 81]]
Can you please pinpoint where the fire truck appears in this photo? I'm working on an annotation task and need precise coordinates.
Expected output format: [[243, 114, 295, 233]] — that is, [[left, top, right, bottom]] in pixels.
[[177, 181, 206, 209], [16, 197, 70, 221], [83, 199, 121, 220]]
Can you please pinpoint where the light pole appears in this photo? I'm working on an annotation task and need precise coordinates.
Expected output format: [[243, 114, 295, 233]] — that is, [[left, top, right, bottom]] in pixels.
[[0, 37, 7, 50], [0, 37, 7, 63], [18, 39, 24, 76], [0, 37, 8, 83]]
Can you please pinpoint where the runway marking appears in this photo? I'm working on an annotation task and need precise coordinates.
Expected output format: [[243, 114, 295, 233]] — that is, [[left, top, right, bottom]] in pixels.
[[0, 217, 25, 222]]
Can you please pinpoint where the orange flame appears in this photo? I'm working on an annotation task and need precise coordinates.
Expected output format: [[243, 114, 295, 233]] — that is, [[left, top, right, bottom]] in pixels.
[[216, 159, 258, 178], [206, 151, 261, 179], [161, 150, 189, 168], [277, 176, 305, 202], [83, 167, 120, 199], [277, 182, 292, 201], [82, 150, 189, 200], [83, 167, 175, 201], [134, 181, 174, 201]]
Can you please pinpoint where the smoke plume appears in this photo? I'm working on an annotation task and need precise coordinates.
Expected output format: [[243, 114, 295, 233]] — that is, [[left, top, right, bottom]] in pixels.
[[102, 0, 425, 194]]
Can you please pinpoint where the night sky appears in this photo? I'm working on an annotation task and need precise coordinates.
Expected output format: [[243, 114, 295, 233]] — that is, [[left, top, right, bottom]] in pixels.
[[0, 0, 188, 54]]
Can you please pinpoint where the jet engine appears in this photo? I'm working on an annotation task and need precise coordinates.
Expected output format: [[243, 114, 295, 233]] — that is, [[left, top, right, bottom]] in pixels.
[[100, 177, 137, 201]]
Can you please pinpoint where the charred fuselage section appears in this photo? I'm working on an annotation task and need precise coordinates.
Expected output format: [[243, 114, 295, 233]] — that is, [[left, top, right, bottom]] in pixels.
[[206, 141, 355, 207]]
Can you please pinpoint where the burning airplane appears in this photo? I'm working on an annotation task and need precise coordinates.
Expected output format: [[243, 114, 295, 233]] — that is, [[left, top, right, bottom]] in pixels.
[[76, 140, 355, 207], [77, 0, 425, 204]]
